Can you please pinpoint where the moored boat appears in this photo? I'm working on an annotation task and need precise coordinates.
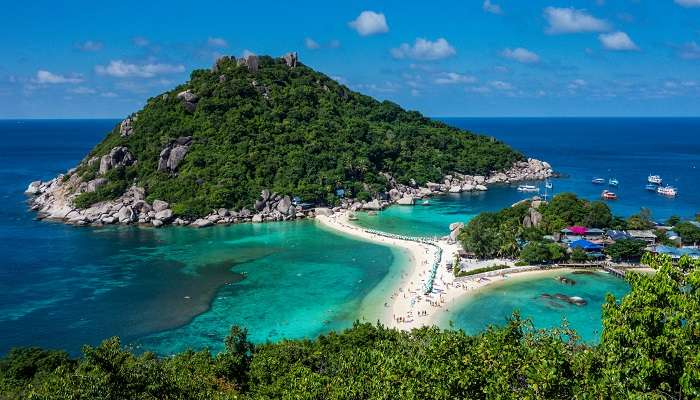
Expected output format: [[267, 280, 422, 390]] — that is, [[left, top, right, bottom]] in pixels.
[[592, 178, 605, 184], [601, 190, 617, 200], [421, 199, 431, 206], [545, 180, 553, 189], [648, 174, 663, 185], [656, 186, 677, 197], [608, 178, 619, 186], [517, 184, 539, 193]]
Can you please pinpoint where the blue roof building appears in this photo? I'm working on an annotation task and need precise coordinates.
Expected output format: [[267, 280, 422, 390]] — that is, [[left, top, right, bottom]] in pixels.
[[569, 239, 603, 252]]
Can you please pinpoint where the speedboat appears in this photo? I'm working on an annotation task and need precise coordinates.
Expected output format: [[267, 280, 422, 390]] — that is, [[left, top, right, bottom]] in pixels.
[[608, 178, 619, 186], [421, 199, 431, 206], [592, 178, 605, 184], [517, 184, 539, 193], [545, 180, 553, 189], [657, 186, 677, 197], [645, 184, 658, 191], [648, 174, 663, 185], [601, 190, 617, 200]]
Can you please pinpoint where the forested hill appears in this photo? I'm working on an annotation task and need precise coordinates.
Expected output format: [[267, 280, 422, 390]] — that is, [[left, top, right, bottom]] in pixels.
[[64, 53, 522, 216]]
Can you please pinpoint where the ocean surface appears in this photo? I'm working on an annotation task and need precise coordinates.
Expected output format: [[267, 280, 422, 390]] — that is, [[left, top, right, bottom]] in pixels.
[[357, 117, 700, 237], [437, 270, 630, 343], [3, 118, 693, 355]]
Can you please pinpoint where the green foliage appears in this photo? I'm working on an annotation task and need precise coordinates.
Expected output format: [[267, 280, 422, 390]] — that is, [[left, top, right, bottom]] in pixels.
[[539, 193, 613, 232], [604, 239, 647, 262], [570, 248, 589, 263], [72, 56, 523, 213], [520, 241, 567, 265], [674, 221, 700, 245], [455, 264, 509, 277], [667, 215, 681, 226], [1, 255, 699, 399], [459, 203, 530, 259], [627, 207, 655, 230]]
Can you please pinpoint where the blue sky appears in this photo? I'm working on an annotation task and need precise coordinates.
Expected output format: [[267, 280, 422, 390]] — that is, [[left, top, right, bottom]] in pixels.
[[2, 0, 700, 118]]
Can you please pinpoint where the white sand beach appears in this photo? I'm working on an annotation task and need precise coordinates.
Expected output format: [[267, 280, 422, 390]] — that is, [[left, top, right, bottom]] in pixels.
[[316, 211, 548, 330]]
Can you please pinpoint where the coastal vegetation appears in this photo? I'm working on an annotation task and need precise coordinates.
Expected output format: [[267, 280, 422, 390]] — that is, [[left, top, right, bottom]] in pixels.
[[0, 254, 697, 399], [68, 55, 523, 216]]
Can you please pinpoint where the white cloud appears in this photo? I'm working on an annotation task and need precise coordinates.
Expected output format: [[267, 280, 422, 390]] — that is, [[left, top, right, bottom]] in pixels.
[[675, 0, 700, 7], [678, 42, 700, 59], [305, 37, 320, 50], [434, 72, 476, 85], [599, 31, 638, 51], [501, 47, 540, 63], [329, 39, 341, 48], [95, 60, 185, 78], [490, 80, 513, 90], [391, 38, 456, 60], [100, 91, 118, 98], [132, 37, 150, 47], [483, 0, 502, 14], [411, 88, 421, 97], [34, 70, 83, 84], [349, 11, 389, 36], [75, 40, 103, 52], [544, 7, 610, 34], [68, 86, 97, 94], [207, 37, 228, 48]]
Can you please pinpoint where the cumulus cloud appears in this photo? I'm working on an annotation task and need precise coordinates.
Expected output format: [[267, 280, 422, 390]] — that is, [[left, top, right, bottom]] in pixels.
[[434, 72, 477, 85], [391, 38, 456, 60], [544, 7, 610, 34], [678, 42, 700, 59], [349, 11, 389, 36], [675, 0, 700, 7], [100, 91, 118, 98], [483, 0, 502, 14], [599, 31, 638, 51], [207, 37, 228, 48], [132, 37, 150, 47], [95, 60, 185, 78], [34, 70, 83, 84], [305, 37, 320, 50], [501, 47, 540, 63], [68, 86, 97, 94], [490, 80, 513, 90], [75, 40, 103, 52]]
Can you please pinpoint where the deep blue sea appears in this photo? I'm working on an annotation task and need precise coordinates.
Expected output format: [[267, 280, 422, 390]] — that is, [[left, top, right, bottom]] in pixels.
[[0, 118, 696, 355]]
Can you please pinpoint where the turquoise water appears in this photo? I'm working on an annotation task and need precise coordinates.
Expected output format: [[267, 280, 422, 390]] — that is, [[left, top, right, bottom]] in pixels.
[[440, 270, 630, 342]]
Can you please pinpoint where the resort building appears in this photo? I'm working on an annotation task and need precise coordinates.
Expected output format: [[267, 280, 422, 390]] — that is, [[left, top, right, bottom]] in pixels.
[[627, 230, 657, 245]]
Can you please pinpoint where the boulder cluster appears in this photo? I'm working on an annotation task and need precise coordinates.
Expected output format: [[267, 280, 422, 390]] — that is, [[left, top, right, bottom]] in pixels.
[[176, 90, 199, 113], [157, 136, 191, 173]]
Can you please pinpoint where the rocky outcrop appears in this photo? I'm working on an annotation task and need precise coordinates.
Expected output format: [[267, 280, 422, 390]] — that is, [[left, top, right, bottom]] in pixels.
[[99, 147, 135, 175], [282, 52, 298, 68], [213, 56, 234, 72], [237, 55, 258, 72], [157, 137, 192, 173], [119, 116, 136, 137], [448, 222, 464, 243], [396, 195, 414, 205], [85, 178, 107, 193], [176, 90, 199, 113]]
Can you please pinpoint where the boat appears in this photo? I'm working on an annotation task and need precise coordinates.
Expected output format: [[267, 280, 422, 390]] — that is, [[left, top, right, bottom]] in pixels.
[[648, 174, 663, 185], [591, 178, 605, 184], [517, 184, 539, 193], [545, 180, 553, 189], [601, 190, 617, 200], [656, 186, 677, 197], [645, 184, 658, 191], [421, 199, 431, 206], [608, 178, 619, 186]]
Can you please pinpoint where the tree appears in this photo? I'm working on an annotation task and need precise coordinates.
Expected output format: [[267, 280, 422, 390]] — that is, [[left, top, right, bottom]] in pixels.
[[570, 248, 589, 263], [604, 239, 647, 262], [666, 215, 681, 226], [520, 242, 552, 265], [674, 222, 700, 245], [627, 207, 654, 230], [215, 326, 254, 388], [584, 201, 612, 228]]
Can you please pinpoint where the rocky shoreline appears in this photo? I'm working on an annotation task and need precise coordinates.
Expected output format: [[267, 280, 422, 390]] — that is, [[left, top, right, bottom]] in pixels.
[[25, 158, 552, 229]]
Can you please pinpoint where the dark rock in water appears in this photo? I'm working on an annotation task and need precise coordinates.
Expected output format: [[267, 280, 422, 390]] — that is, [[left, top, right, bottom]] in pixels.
[[553, 293, 587, 306], [540, 293, 552, 299], [556, 276, 576, 285]]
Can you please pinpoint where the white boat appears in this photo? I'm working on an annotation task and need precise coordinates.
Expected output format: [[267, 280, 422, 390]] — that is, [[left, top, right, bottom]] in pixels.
[[592, 178, 605, 184], [648, 175, 663, 185], [545, 180, 553, 189], [657, 186, 677, 197], [608, 178, 619, 186], [517, 184, 539, 193], [421, 199, 431, 206]]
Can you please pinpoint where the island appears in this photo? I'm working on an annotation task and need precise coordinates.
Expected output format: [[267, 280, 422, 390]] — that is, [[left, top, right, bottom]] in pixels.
[[25, 52, 551, 228]]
